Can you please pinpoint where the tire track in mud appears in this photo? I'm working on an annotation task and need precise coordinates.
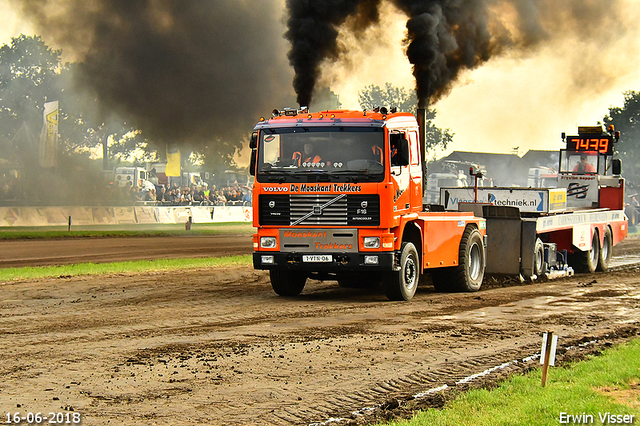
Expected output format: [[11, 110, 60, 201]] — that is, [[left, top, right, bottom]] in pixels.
[[297, 326, 640, 426]]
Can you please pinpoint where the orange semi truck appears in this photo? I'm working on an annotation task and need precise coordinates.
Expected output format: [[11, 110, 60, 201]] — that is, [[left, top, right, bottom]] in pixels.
[[249, 108, 627, 301]]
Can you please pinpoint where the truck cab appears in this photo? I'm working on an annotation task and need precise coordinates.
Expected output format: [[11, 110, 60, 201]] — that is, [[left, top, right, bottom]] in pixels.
[[250, 108, 486, 301], [114, 166, 151, 189]]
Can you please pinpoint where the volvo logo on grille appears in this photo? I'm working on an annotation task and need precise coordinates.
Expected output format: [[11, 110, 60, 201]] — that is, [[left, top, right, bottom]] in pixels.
[[313, 206, 322, 215], [361, 201, 368, 209], [269, 201, 276, 208]]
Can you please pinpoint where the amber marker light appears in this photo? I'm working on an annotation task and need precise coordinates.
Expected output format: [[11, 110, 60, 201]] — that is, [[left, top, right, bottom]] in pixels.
[[382, 235, 394, 249]]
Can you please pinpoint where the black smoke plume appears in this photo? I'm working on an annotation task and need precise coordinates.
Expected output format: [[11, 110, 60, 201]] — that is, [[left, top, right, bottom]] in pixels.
[[285, 0, 624, 108], [12, 0, 294, 146]]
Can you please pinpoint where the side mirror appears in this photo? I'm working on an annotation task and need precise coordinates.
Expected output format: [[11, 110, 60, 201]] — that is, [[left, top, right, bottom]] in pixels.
[[249, 150, 257, 176], [249, 132, 258, 149], [612, 158, 622, 175]]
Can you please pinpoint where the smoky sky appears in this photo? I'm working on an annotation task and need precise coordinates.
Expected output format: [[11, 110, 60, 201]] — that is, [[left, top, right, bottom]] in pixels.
[[286, 0, 625, 108], [12, 0, 293, 146], [11, 0, 628, 148]]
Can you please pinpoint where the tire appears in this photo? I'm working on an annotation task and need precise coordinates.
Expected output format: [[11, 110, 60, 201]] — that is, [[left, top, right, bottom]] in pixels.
[[431, 267, 453, 292], [569, 230, 599, 274], [383, 242, 420, 301], [597, 227, 613, 272], [269, 270, 307, 296], [337, 273, 382, 289], [450, 227, 485, 292], [533, 238, 546, 277]]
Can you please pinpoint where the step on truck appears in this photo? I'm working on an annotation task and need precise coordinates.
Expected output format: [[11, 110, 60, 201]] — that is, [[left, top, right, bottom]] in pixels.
[[440, 125, 628, 279], [249, 107, 487, 301]]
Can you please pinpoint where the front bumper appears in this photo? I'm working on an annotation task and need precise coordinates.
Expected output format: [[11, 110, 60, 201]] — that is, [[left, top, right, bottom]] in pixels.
[[253, 251, 395, 272]]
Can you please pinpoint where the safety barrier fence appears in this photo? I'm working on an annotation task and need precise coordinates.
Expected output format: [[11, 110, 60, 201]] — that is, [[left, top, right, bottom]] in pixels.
[[0, 205, 253, 227]]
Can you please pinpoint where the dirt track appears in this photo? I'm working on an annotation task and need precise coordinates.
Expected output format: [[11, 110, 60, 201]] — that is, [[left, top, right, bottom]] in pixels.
[[0, 236, 639, 425]]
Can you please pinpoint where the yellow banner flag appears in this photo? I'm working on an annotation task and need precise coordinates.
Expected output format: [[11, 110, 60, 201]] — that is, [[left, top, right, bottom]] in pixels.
[[39, 101, 59, 168], [166, 146, 181, 177]]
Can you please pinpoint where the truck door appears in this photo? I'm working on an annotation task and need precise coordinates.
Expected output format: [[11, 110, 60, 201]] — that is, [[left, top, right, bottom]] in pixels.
[[390, 132, 411, 213], [408, 130, 422, 211]]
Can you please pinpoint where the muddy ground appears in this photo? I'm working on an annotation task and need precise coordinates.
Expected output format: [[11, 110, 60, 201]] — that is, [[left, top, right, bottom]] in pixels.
[[0, 236, 639, 425]]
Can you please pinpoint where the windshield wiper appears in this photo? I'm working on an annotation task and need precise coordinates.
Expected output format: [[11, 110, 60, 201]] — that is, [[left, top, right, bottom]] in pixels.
[[260, 170, 301, 182], [329, 169, 383, 181]]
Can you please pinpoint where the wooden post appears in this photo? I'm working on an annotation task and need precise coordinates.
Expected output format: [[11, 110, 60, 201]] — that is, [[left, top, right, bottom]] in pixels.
[[541, 330, 554, 387], [68, 216, 72, 232]]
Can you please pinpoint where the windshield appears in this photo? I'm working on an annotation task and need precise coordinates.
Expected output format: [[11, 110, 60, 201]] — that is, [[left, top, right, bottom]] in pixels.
[[257, 127, 385, 183], [560, 150, 601, 175]]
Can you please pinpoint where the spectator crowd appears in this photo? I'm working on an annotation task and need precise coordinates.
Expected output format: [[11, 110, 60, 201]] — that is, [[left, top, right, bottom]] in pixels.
[[105, 181, 252, 206]]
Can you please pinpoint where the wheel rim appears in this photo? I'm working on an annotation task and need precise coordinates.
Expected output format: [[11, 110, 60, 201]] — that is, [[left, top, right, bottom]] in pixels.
[[469, 243, 482, 281], [404, 255, 417, 291]]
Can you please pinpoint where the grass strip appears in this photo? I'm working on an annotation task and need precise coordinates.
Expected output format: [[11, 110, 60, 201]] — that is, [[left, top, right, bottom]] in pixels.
[[382, 338, 640, 426], [0, 255, 253, 282], [0, 222, 254, 239]]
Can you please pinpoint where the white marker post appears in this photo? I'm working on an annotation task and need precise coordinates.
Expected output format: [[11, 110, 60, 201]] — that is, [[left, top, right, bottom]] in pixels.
[[540, 331, 558, 387]]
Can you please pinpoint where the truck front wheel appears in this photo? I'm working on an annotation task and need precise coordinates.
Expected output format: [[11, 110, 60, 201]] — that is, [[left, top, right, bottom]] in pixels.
[[384, 242, 420, 301], [451, 227, 485, 292], [269, 270, 307, 296]]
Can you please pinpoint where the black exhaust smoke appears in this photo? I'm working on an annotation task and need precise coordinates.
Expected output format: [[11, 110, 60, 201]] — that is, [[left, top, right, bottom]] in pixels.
[[12, 0, 293, 146], [13, 0, 625, 142], [285, 0, 623, 108], [285, 0, 383, 107]]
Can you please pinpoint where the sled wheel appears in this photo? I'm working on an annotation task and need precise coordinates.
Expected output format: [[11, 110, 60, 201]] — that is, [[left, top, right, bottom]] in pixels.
[[597, 227, 613, 272], [570, 230, 600, 274], [534, 238, 546, 277]]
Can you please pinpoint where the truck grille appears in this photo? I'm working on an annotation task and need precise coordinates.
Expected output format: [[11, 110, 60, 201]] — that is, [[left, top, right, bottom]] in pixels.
[[259, 194, 380, 226]]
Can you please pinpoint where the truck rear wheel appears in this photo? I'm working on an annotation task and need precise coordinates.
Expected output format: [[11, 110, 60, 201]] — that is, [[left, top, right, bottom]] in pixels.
[[269, 270, 307, 296], [597, 227, 613, 272], [384, 242, 419, 301], [570, 230, 599, 273], [451, 227, 485, 292]]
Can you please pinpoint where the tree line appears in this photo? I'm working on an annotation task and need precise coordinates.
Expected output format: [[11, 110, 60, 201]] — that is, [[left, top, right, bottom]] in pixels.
[[0, 34, 637, 204]]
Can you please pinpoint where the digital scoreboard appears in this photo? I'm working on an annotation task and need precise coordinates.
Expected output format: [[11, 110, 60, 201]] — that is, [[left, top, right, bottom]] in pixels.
[[565, 136, 614, 155]]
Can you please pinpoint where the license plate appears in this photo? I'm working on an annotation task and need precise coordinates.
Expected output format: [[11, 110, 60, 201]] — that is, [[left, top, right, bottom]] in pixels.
[[302, 255, 332, 263]]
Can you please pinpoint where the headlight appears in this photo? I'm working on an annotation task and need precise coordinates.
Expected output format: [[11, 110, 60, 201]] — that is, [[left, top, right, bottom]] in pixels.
[[363, 236, 380, 249], [260, 236, 277, 249]]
